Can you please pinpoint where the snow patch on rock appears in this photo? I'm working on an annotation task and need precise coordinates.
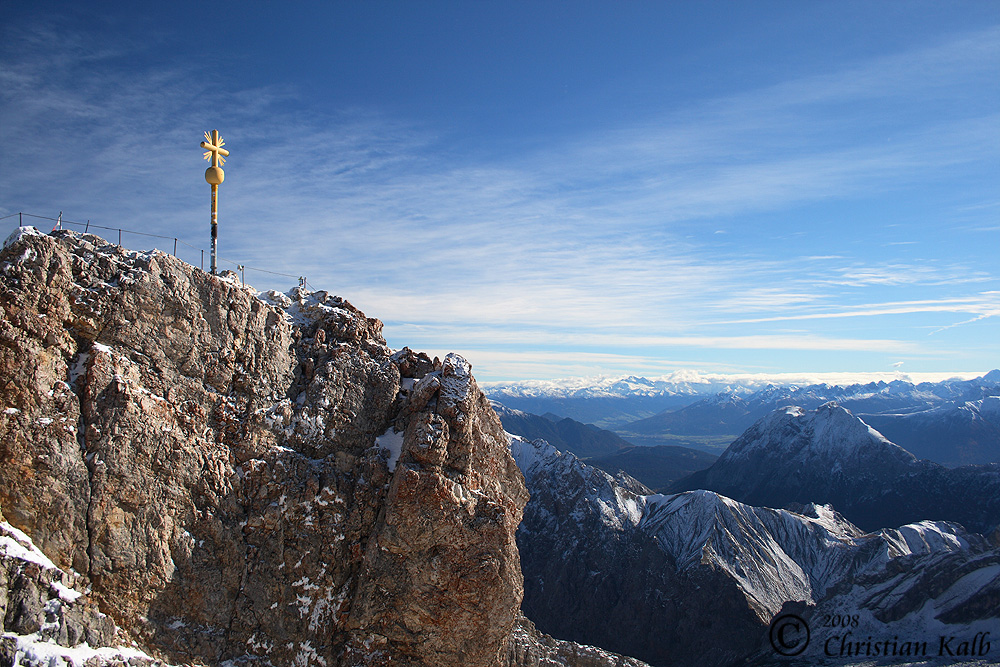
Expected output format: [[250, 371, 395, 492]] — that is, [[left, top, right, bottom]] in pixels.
[[376, 428, 405, 472]]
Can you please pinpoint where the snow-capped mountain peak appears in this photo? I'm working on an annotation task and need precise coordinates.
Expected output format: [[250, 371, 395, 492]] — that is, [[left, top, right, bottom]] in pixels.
[[509, 433, 646, 532], [720, 401, 909, 464], [484, 371, 993, 401]]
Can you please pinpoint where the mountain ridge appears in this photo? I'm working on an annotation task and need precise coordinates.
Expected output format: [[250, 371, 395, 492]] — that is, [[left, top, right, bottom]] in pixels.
[[512, 433, 1000, 667], [621, 377, 1000, 464], [493, 400, 716, 489], [670, 402, 1000, 533], [491, 400, 633, 458]]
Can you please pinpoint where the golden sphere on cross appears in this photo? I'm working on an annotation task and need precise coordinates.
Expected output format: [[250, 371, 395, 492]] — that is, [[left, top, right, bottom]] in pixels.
[[205, 166, 225, 184]]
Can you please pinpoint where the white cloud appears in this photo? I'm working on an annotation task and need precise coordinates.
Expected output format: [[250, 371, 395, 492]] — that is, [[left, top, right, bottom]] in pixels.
[[929, 313, 997, 335], [716, 295, 1000, 326]]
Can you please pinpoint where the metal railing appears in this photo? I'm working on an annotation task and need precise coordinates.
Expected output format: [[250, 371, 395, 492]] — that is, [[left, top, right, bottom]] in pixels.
[[1, 211, 312, 290]]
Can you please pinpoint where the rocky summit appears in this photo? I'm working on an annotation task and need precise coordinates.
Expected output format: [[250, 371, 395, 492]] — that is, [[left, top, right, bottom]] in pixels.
[[0, 229, 639, 666]]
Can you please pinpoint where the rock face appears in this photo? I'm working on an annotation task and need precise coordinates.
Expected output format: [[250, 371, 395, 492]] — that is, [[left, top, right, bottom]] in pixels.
[[670, 403, 1000, 533], [512, 433, 1000, 667], [1, 511, 167, 665], [0, 229, 530, 665], [506, 615, 652, 667]]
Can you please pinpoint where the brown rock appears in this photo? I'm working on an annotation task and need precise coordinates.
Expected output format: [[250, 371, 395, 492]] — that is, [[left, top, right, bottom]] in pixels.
[[0, 230, 528, 666], [506, 614, 652, 667]]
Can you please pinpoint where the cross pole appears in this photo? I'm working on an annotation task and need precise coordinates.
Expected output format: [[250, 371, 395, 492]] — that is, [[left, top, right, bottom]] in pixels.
[[200, 130, 230, 275]]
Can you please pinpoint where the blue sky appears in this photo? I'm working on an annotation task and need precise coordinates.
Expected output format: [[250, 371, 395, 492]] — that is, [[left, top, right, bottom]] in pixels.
[[2, 1, 998, 382]]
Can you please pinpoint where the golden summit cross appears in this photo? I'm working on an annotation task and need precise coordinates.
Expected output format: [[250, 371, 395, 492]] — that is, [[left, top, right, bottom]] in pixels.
[[200, 130, 230, 275], [201, 130, 229, 168]]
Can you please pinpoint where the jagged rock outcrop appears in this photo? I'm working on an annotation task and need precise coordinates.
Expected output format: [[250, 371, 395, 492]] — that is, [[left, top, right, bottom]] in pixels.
[[506, 614, 651, 667], [0, 229, 531, 666], [1, 510, 170, 665]]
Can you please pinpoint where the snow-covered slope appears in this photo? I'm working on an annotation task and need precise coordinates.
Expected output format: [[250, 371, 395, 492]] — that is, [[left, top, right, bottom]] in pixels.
[[642, 491, 978, 621], [672, 403, 1000, 533], [717, 402, 913, 465], [512, 434, 1000, 667], [0, 519, 169, 666], [510, 433, 647, 534]]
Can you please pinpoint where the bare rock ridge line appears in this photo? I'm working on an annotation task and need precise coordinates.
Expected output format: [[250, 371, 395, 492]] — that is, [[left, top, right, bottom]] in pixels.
[[0, 229, 636, 666]]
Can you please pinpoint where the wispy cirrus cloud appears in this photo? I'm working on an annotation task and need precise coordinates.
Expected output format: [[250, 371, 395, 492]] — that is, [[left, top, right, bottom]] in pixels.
[[716, 294, 1000, 325], [2, 16, 997, 381], [823, 264, 993, 288]]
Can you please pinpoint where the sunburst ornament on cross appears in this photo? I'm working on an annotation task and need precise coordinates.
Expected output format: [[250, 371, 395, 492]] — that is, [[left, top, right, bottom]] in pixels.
[[200, 130, 230, 275]]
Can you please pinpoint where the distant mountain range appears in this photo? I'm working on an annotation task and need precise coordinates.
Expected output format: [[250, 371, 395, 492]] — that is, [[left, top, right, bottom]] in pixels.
[[492, 401, 717, 490], [484, 371, 995, 427], [489, 371, 1000, 466], [669, 402, 1000, 534], [636, 376, 1000, 466], [862, 395, 1000, 466], [487, 373, 828, 427]]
